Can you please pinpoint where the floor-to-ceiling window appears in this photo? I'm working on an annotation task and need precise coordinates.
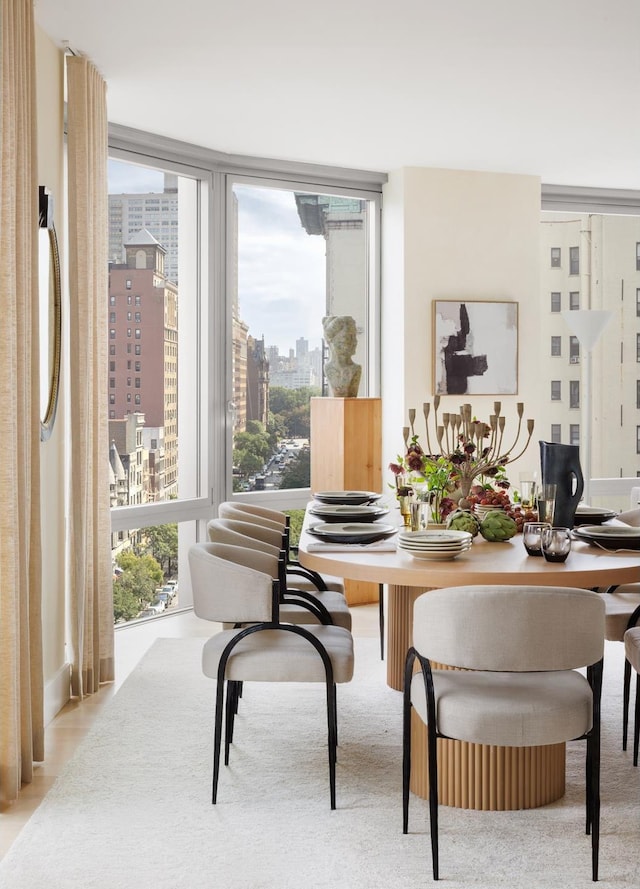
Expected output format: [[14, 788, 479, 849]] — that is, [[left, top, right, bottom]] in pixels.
[[228, 178, 378, 497], [539, 187, 640, 503], [106, 129, 383, 621]]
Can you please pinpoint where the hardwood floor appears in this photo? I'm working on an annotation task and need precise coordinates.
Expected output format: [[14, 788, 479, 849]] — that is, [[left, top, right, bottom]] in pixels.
[[0, 604, 379, 860]]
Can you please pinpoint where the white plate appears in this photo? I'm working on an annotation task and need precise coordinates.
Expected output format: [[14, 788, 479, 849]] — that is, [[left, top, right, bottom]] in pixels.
[[308, 503, 389, 523], [406, 548, 472, 561], [313, 490, 382, 506], [307, 522, 397, 544], [575, 525, 640, 538], [398, 530, 472, 544], [398, 539, 473, 551], [573, 524, 640, 551]]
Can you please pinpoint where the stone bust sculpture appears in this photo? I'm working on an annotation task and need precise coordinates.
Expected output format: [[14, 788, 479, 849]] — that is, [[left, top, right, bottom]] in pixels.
[[322, 314, 362, 397]]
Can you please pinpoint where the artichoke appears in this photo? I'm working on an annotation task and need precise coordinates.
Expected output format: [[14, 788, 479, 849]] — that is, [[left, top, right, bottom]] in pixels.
[[479, 510, 518, 542], [446, 509, 481, 538]]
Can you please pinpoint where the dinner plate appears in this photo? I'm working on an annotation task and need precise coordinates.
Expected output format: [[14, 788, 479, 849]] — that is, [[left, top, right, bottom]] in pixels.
[[308, 503, 390, 523], [573, 506, 618, 526], [398, 540, 471, 553], [573, 524, 640, 550], [398, 530, 473, 545], [307, 522, 397, 545], [408, 547, 470, 562], [313, 490, 382, 506]]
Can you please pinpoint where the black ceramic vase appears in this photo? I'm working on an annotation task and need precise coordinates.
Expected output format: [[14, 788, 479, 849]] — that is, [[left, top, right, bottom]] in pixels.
[[539, 441, 584, 528]]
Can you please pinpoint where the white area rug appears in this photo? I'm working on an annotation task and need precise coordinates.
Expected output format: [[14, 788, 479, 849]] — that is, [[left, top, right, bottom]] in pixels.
[[1, 636, 639, 888]]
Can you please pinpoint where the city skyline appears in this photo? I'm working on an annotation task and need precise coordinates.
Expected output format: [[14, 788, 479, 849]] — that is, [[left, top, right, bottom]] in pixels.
[[108, 160, 328, 353]]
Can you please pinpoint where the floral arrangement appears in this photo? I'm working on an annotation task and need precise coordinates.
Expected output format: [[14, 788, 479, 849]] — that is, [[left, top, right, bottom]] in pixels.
[[389, 398, 535, 523]]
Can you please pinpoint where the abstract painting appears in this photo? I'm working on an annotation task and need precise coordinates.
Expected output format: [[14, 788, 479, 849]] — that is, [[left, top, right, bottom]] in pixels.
[[433, 300, 518, 395]]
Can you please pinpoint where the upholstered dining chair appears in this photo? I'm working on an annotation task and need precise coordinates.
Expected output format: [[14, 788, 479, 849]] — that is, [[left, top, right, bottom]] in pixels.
[[624, 626, 640, 767], [188, 541, 354, 809], [206, 517, 351, 630], [403, 584, 605, 882], [598, 587, 640, 750], [218, 500, 346, 595]]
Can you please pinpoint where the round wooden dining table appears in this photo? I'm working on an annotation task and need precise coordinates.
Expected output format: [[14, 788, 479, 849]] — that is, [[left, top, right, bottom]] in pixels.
[[298, 518, 640, 810]]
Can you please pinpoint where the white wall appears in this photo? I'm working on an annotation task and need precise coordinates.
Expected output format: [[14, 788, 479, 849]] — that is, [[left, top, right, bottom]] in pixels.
[[35, 28, 68, 723], [381, 167, 542, 482]]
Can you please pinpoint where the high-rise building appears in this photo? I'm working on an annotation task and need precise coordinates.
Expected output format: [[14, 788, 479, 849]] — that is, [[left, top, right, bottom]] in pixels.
[[539, 212, 640, 480], [108, 229, 178, 499], [246, 335, 269, 426], [108, 174, 179, 284]]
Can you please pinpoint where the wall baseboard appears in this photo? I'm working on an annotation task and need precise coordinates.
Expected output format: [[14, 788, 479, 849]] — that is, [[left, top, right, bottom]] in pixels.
[[44, 662, 71, 726]]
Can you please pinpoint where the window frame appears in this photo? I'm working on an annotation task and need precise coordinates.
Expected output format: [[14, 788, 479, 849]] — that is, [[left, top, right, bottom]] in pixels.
[[107, 125, 384, 531]]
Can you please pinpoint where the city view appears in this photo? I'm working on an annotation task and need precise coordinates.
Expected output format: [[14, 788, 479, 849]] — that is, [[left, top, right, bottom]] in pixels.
[[107, 160, 371, 621]]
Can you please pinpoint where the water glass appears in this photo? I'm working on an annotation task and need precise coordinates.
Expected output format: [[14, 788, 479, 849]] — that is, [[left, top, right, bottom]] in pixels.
[[523, 521, 551, 557], [541, 526, 572, 563], [519, 480, 537, 509], [410, 501, 430, 531], [536, 483, 557, 524]]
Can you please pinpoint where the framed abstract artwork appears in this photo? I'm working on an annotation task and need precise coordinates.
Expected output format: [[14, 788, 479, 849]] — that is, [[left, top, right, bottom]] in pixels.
[[433, 300, 518, 395]]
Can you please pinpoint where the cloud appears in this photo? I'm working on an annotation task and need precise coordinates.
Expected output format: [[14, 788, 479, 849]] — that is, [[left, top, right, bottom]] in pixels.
[[108, 161, 329, 353]]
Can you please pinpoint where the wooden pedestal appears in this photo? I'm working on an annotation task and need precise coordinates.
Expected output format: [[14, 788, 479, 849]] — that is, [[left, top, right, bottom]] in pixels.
[[310, 397, 382, 605]]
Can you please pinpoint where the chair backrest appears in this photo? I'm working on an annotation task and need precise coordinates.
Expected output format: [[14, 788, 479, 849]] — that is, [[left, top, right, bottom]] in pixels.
[[413, 585, 605, 672], [212, 515, 283, 549], [218, 501, 285, 532], [207, 518, 281, 556], [188, 542, 278, 624]]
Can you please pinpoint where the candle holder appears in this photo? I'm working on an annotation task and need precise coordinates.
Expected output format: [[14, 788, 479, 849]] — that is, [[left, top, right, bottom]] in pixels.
[[391, 397, 535, 512]]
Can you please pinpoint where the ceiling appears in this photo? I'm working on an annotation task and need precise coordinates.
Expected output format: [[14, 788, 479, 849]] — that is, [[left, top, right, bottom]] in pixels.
[[35, 0, 640, 189]]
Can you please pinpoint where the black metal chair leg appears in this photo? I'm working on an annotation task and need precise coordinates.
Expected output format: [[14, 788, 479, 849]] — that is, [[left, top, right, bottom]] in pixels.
[[634, 672, 640, 767], [402, 698, 411, 834], [623, 659, 631, 750], [326, 681, 338, 810], [427, 724, 440, 880], [379, 583, 385, 660], [225, 681, 239, 759], [589, 734, 601, 881], [212, 680, 225, 804]]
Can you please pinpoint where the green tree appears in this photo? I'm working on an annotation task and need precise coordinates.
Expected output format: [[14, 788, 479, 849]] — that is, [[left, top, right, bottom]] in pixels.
[[279, 448, 310, 489], [112, 551, 163, 621], [143, 524, 178, 577]]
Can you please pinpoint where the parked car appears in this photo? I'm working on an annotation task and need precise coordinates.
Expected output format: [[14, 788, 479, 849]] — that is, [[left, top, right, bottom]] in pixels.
[[155, 591, 172, 608]]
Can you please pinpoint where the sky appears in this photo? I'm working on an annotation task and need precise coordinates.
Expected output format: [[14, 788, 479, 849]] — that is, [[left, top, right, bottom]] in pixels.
[[108, 159, 327, 353]]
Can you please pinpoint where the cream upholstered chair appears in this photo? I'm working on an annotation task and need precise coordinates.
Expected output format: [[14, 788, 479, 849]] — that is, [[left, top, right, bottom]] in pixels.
[[188, 542, 354, 809], [218, 501, 346, 595], [624, 626, 640, 766], [403, 585, 605, 882], [600, 588, 640, 749], [206, 517, 351, 630]]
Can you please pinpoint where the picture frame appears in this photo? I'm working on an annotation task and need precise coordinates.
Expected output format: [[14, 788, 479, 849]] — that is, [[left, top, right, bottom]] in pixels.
[[433, 299, 518, 395]]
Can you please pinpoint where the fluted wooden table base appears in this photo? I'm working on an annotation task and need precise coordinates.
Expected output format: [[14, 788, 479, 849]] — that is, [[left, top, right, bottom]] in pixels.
[[389, 583, 566, 810], [410, 714, 566, 809]]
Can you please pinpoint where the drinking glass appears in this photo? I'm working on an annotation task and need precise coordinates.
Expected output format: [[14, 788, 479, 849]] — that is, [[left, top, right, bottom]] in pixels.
[[519, 480, 537, 509], [523, 521, 551, 557], [410, 500, 430, 531], [536, 483, 557, 524], [541, 526, 572, 563]]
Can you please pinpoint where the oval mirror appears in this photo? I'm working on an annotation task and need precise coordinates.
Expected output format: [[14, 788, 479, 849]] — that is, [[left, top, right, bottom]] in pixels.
[[39, 186, 62, 441]]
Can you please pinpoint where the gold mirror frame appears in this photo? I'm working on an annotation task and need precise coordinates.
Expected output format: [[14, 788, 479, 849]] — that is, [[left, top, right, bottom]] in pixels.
[[39, 186, 62, 442]]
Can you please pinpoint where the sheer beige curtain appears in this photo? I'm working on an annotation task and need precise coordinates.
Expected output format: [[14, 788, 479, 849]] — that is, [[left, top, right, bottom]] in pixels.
[[66, 55, 114, 697], [0, 0, 44, 804]]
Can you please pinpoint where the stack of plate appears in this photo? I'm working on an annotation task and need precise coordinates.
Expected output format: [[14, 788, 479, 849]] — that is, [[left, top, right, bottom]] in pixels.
[[573, 505, 618, 526], [397, 529, 473, 561], [313, 490, 382, 506], [308, 503, 389, 523], [474, 504, 506, 522], [573, 524, 640, 550], [307, 522, 397, 545]]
